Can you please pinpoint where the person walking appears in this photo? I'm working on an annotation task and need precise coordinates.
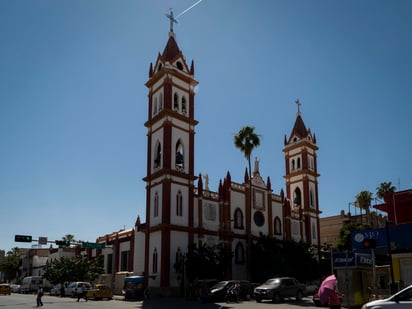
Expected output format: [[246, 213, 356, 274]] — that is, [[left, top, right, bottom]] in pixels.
[[328, 285, 342, 309], [76, 284, 87, 302], [36, 286, 44, 307]]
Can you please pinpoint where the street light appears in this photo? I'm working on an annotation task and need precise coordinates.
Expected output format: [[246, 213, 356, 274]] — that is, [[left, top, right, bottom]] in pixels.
[[385, 221, 397, 294]]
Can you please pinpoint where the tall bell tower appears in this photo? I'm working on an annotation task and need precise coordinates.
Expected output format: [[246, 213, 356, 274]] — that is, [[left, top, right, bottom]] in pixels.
[[143, 15, 198, 291], [283, 100, 320, 249]]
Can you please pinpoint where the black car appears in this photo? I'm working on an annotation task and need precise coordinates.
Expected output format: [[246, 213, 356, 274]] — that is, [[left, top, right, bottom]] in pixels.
[[254, 277, 305, 303], [207, 280, 253, 302]]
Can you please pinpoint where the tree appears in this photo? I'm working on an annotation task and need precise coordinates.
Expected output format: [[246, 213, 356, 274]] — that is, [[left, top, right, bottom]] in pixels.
[[251, 236, 319, 284], [234, 126, 260, 280], [62, 234, 75, 247], [234, 126, 261, 183], [43, 254, 104, 285], [376, 182, 396, 200], [185, 243, 232, 284], [355, 190, 373, 224], [0, 247, 21, 282]]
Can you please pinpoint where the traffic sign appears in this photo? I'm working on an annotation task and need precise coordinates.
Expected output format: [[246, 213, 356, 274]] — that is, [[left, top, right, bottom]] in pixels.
[[82, 242, 105, 249], [38, 237, 48, 245]]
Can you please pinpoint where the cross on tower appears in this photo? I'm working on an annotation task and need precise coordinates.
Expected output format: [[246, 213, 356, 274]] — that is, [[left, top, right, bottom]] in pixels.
[[295, 99, 302, 114], [165, 9, 178, 33]]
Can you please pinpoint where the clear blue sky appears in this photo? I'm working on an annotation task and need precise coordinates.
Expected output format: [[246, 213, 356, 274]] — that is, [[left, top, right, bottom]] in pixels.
[[1, 0, 411, 253]]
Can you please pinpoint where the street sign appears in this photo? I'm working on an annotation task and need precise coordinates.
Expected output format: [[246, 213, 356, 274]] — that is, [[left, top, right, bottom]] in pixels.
[[38, 237, 48, 245], [82, 242, 105, 249]]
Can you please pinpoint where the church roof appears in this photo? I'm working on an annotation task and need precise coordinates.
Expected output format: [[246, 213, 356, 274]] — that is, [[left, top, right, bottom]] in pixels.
[[290, 113, 308, 139], [162, 34, 181, 61]]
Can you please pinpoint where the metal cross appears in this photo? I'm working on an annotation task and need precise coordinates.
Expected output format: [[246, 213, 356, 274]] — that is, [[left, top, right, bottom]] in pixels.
[[295, 99, 301, 113], [165, 9, 178, 33]]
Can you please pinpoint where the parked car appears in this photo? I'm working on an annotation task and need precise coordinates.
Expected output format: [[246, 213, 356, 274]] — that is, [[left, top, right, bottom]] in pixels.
[[65, 282, 91, 297], [86, 284, 113, 300], [254, 277, 305, 303], [0, 283, 11, 295], [207, 280, 253, 302], [10, 284, 20, 293], [305, 280, 319, 295], [361, 284, 412, 309], [20, 276, 51, 293], [50, 284, 62, 296]]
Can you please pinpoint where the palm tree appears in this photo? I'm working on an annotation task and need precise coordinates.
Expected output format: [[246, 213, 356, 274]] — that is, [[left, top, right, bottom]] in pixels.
[[234, 126, 260, 280], [355, 190, 373, 225], [234, 126, 260, 184], [376, 182, 396, 201], [62, 234, 75, 247]]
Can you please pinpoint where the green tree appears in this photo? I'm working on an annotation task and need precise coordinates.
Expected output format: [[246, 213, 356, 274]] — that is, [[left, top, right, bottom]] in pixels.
[[251, 236, 319, 284], [43, 254, 104, 285], [376, 182, 396, 200], [61, 234, 75, 247], [355, 190, 373, 224], [234, 126, 260, 280], [185, 243, 232, 284], [0, 247, 21, 282]]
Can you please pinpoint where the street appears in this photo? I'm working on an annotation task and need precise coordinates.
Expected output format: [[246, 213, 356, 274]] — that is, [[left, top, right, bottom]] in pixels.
[[0, 293, 320, 309]]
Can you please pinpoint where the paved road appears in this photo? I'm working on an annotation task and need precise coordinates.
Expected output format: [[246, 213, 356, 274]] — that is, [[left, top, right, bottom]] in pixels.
[[1, 293, 319, 309]]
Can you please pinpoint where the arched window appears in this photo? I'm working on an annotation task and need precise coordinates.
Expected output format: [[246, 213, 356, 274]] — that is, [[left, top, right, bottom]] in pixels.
[[159, 93, 163, 111], [154, 97, 158, 115], [297, 157, 301, 169], [175, 140, 184, 170], [176, 190, 183, 216], [175, 247, 183, 272], [291, 159, 295, 171], [181, 96, 187, 114], [154, 142, 161, 168], [235, 242, 245, 264], [293, 187, 302, 206], [234, 208, 244, 229], [310, 190, 315, 208], [152, 248, 158, 273], [274, 216, 282, 235], [174, 93, 179, 110], [154, 192, 159, 217], [312, 222, 317, 240]]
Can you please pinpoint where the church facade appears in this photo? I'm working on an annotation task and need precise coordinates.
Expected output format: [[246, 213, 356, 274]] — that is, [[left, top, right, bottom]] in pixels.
[[133, 27, 321, 295]]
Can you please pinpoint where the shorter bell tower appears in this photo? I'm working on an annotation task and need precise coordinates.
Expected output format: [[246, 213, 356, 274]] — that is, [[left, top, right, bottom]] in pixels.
[[283, 100, 320, 249]]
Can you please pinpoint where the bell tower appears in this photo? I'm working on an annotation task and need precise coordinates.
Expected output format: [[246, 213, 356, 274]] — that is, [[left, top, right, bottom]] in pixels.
[[143, 19, 198, 290], [283, 100, 320, 249]]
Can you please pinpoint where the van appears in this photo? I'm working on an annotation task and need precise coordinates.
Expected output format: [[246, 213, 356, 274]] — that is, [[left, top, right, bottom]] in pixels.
[[65, 282, 91, 297], [20, 276, 51, 294]]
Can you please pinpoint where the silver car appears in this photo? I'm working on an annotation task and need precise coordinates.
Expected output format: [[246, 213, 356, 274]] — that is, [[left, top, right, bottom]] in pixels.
[[362, 285, 412, 309]]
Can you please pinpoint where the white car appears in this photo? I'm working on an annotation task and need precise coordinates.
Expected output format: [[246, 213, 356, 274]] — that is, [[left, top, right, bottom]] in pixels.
[[362, 285, 412, 309]]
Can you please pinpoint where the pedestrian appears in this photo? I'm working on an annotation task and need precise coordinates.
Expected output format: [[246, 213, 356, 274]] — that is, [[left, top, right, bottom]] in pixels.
[[328, 285, 342, 309], [36, 285, 44, 307], [76, 284, 87, 302]]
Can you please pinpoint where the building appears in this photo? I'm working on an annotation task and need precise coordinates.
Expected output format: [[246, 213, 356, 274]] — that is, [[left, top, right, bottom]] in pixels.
[[319, 209, 387, 248], [134, 23, 321, 296], [374, 189, 412, 225]]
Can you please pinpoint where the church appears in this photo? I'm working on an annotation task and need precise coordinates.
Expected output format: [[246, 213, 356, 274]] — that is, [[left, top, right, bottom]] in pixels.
[[125, 20, 323, 295]]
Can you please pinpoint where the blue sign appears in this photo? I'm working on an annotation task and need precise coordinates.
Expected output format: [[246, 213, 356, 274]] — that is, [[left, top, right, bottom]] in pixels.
[[351, 224, 412, 253], [332, 252, 373, 268], [351, 228, 387, 249]]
